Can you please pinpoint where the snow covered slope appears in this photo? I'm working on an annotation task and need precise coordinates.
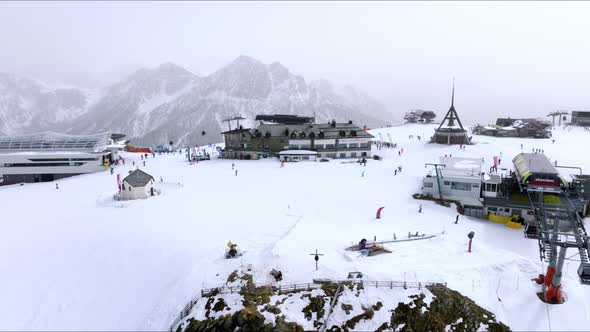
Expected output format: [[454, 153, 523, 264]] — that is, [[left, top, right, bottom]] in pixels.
[[0, 125, 589, 330]]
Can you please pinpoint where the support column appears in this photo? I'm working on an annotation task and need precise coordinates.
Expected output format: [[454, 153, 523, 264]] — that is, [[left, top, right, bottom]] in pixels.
[[543, 217, 560, 289], [546, 246, 567, 304]]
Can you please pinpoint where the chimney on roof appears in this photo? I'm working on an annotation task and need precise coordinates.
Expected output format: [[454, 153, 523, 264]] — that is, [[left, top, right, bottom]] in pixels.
[[348, 120, 353, 124], [331, 120, 336, 128]]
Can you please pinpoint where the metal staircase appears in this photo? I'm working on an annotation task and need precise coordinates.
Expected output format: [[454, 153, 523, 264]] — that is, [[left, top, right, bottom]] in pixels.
[[526, 190, 590, 303]]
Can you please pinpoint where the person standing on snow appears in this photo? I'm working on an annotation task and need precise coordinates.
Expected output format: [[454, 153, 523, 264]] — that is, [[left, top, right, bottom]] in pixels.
[[455, 215, 459, 224], [418, 204, 422, 213]]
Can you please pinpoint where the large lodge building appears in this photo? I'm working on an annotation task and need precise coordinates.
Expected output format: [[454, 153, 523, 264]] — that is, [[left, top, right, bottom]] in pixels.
[[222, 115, 373, 160]]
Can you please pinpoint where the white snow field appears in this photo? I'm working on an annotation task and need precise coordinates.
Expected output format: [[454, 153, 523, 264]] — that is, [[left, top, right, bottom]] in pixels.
[[1, 124, 589, 331]]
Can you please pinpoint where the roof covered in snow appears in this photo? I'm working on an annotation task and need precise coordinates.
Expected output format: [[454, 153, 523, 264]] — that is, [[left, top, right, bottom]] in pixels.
[[123, 169, 154, 187], [439, 156, 483, 178]]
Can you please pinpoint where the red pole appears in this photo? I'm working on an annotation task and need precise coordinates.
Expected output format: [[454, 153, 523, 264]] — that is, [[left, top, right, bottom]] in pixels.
[[468, 239, 472, 253]]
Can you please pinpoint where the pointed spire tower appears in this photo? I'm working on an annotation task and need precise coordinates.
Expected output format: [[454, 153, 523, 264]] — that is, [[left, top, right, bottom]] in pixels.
[[432, 78, 470, 145]]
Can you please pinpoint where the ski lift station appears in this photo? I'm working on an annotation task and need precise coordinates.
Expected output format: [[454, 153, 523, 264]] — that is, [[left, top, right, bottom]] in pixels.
[[0, 132, 114, 185], [422, 156, 486, 217], [421, 152, 590, 298]]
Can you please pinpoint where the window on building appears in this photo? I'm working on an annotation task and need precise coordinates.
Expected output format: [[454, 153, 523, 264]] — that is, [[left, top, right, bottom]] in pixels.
[[472, 183, 480, 188], [315, 144, 324, 149], [326, 144, 335, 149], [338, 143, 347, 149], [339, 153, 346, 158], [301, 144, 310, 149], [360, 143, 369, 148], [423, 182, 434, 188], [451, 182, 470, 191], [444, 181, 451, 185], [351, 152, 357, 158], [361, 152, 367, 157], [488, 207, 497, 212], [289, 144, 299, 149], [302, 156, 309, 160], [349, 143, 359, 148]]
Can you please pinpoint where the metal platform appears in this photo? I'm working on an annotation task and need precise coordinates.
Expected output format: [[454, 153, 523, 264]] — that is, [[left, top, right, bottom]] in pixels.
[[526, 190, 590, 288]]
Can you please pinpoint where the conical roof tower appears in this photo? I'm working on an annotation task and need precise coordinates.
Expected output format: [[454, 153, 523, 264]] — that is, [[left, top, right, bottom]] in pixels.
[[431, 79, 470, 145]]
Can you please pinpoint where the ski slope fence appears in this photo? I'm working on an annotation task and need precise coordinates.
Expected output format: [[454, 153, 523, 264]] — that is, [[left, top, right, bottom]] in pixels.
[[169, 280, 447, 331]]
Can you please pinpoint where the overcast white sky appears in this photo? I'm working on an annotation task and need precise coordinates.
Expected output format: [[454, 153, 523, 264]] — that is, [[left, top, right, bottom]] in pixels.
[[1, 1, 589, 124]]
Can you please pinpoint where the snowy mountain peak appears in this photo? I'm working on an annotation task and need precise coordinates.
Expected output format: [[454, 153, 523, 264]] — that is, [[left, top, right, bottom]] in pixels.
[[1, 57, 393, 146]]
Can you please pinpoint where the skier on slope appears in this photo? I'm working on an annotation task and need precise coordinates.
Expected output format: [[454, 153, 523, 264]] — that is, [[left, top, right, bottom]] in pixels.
[[358, 238, 368, 250]]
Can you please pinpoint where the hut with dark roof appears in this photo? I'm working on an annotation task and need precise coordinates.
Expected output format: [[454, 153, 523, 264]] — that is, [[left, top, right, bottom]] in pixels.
[[121, 169, 155, 200]]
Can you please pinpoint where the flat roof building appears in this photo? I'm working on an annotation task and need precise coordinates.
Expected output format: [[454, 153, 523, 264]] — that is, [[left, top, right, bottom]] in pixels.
[[422, 157, 484, 216], [0, 132, 112, 185]]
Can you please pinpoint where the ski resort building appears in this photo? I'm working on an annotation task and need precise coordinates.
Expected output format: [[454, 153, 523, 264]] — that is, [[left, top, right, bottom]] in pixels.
[[0, 132, 112, 185], [571, 111, 590, 126], [474, 118, 551, 138], [422, 157, 485, 217], [421, 153, 582, 222], [431, 82, 470, 145], [222, 118, 373, 160], [403, 110, 436, 123], [120, 169, 155, 200]]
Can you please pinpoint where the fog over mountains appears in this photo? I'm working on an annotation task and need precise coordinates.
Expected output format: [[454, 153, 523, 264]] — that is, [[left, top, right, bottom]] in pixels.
[[0, 56, 394, 147]]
